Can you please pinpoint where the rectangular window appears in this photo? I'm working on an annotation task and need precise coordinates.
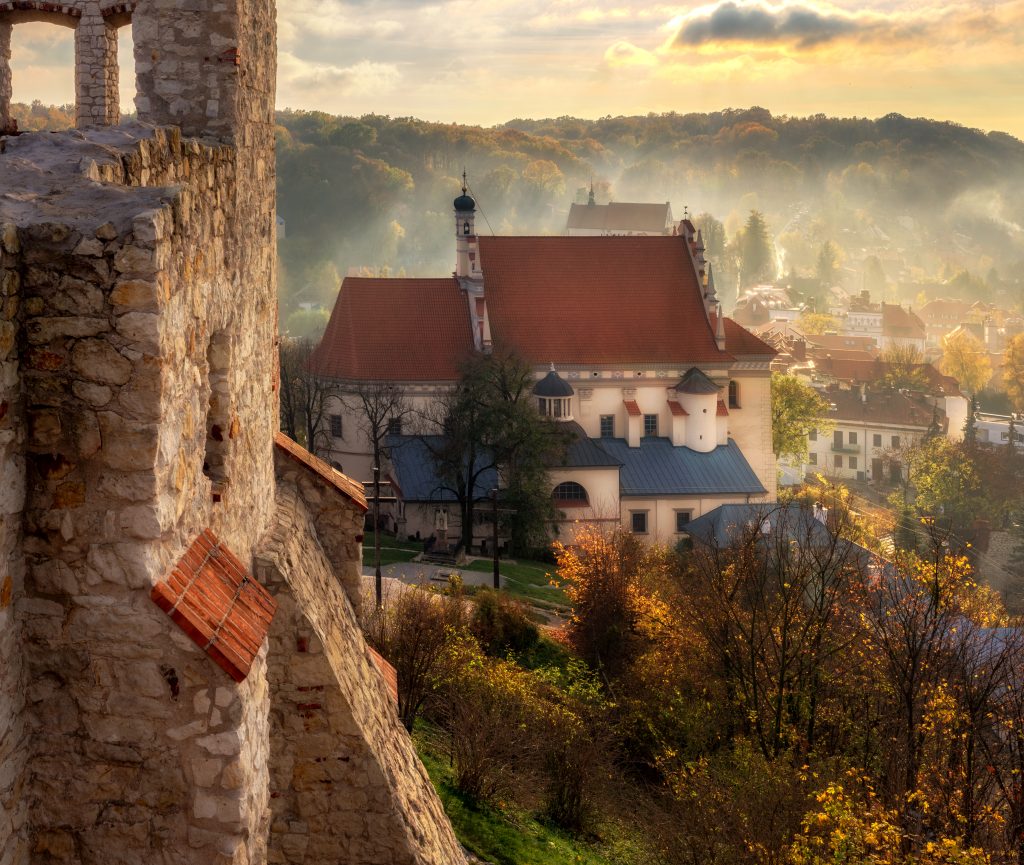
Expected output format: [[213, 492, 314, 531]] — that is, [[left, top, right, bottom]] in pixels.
[[808, 452, 817, 465], [873, 434, 882, 447], [834, 454, 842, 468], [329, 414, 343, 439], [809, 429, 817, 442], [675, 510, 691, 533], [631, 511, 648, 534], [387, 418, 403, 436], [600, 415, 615, 438], [834, 430, 843, 448], [849, 432, 858, 445], [643, 414, 658, 437], [849, 456, 857, 470], [892, 435, 900, 448]]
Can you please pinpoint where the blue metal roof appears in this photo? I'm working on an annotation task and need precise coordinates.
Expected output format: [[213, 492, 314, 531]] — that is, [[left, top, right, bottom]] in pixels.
[[558, 422, 622, 468], [386, 435, 497, 503], [597, 437, 767, 497], [686, 503, 830, 547]]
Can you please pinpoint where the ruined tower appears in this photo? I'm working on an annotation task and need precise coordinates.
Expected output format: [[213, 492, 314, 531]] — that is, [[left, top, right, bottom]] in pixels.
[[0, 3, 464, 864]]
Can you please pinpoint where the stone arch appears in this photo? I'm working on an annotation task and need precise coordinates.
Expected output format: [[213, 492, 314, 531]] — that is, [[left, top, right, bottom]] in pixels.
[[0, 0, 126, 131]]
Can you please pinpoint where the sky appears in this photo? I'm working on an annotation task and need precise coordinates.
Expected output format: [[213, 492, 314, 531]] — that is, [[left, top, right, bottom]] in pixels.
[[7, 0, 1024, 138]]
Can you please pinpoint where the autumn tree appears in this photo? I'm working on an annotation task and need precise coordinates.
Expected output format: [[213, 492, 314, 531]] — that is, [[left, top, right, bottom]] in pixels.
[[1004, 332, 1024, 413], [797, 312, 839, 336], [880, 343, 929, 391], [863, 255, 889, 297], [941, 330, 992, 395], [771, 373, 833, 462], [278, 336, 337, 457]]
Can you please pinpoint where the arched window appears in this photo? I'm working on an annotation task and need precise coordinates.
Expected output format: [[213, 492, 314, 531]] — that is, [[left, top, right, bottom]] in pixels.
[[728, 380, 740, 409], [552, 481, 588, 506]]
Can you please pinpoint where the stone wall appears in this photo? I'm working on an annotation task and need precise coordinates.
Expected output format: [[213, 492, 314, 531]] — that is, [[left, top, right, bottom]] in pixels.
[[256, 487, 466, 865]]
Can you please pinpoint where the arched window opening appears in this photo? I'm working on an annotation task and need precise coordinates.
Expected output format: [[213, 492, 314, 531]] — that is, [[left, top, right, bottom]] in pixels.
[[552, 481, 588, 507], [203, 333, 233, 495], [4, 19, 77, 132], [116, 21, 135, 120], [728, 380, 740, 409]]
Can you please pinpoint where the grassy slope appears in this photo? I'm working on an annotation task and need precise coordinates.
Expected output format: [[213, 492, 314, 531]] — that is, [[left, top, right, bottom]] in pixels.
[[415, 728, 637, 865]]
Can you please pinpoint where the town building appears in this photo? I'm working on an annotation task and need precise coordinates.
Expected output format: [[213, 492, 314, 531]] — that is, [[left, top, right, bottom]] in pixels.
[[566, 190, 675, 235], [312, 191, 778, 547]]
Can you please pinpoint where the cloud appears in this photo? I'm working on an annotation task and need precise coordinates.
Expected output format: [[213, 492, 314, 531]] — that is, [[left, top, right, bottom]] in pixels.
[[279, 55, 401, 97], [675, 1, 884, 50], [603, 40, 659, 67]]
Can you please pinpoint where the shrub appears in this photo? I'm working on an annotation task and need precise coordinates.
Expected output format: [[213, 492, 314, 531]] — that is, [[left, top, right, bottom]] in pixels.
[[471, 589, 540, 658]]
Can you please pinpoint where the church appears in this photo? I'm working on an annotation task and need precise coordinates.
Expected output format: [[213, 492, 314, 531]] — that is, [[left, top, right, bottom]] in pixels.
[[311, 185, 777, 547]]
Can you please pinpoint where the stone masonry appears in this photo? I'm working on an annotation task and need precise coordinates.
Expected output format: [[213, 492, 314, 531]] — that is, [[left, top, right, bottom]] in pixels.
[[0, 2, 465, 864]]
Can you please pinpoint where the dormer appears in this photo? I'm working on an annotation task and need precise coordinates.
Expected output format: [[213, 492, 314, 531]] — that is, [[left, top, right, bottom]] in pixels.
[[534, 366, 574, 421]]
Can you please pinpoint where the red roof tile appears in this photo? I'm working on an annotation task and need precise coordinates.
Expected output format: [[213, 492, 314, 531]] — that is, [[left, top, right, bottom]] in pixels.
[[309, 277, 475, 382], [366, 646, 398, 703], [274, 432, 368, 511], [151, 530, 277, 683], [479, 236, 729, 365], [668, 400, 688, 417], [624, 399, 641, 417], [711, 315, 777, 358], [882, 303, 926, 339], [717, 400, 729, 417]]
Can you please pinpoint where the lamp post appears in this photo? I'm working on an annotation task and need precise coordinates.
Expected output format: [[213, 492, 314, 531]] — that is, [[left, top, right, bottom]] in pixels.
[[490, 487, 500, 590], [373, 464, 382, 607]]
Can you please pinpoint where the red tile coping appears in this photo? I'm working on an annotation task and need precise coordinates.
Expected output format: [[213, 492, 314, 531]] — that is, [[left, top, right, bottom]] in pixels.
[[274, 432, 369, 512], [717, 400, 729, 417], [668, 400, 688, 417], [366, 646, 399, 703], [152, 530, 277, 683], [624, 399, 641, 417]]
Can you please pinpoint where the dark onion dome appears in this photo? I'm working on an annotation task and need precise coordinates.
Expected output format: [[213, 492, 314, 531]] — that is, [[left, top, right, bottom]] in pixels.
[[533, 365, 574, 397], [675, 366, 721, 394], [454, 191, 476, 211]]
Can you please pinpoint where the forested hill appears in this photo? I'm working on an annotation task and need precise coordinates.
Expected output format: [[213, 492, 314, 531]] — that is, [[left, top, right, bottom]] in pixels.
[[10, 102, 1024, 328], [273, 108, 1024, 323]]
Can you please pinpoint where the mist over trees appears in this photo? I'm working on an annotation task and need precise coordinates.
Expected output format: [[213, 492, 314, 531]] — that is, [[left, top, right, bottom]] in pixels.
[[274, 107, 1024, 327]]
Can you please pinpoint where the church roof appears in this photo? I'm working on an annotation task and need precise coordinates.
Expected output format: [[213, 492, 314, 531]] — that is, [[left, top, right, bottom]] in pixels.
[[309, 277, 474, 382], [566, 201, 672, 234], [478, 235, 729, 366]]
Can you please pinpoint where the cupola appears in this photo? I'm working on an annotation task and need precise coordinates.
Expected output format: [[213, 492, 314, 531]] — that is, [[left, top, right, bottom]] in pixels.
[[674, 367, 720, 452], [533, 364, 574, 421]]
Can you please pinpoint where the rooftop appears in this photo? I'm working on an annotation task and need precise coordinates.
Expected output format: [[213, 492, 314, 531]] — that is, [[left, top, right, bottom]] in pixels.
[[566, 201, 672, 234]]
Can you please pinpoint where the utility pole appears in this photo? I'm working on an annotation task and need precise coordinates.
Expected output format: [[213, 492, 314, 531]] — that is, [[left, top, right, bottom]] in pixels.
[[373, 464, 382, 607], [491, 487, 500, 590]]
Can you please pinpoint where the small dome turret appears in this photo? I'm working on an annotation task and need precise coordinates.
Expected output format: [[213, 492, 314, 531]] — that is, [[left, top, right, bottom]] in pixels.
[[454, 170, 476, 212], [675, 367, 721, 395], [533, 365, 575, 397]]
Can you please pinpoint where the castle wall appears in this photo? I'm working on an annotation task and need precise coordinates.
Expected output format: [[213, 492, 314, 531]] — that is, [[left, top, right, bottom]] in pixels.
[[1, 222, 28, 865], [256, 488, 466, 865]]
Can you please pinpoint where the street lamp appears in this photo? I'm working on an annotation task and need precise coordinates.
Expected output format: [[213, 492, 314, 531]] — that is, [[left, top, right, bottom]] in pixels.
[[490, 487, 500, 590], [373, 464, 382, 607]]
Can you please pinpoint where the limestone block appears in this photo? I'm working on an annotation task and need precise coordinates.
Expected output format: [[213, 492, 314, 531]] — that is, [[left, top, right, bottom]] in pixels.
[[71, 339, 133, 386]]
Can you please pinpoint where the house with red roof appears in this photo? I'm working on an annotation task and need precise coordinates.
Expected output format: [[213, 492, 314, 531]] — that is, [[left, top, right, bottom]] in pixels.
[[310, 187, 777, 546]]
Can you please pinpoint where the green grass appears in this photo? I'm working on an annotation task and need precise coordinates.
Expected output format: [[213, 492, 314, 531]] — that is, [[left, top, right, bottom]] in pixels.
[[362, 532, 422, 567], [464, 558, 568, 608], [414, 727, 636, 865]]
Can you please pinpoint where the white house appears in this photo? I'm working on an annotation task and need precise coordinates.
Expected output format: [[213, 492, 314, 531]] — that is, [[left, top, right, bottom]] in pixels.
[[310, 187, 778, 547]]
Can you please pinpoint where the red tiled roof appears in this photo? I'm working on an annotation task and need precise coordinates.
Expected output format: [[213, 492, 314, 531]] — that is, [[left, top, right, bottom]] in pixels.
[[804, 333, 878, 352], [273, 432, 368, 511], [828, 387, 946, 429], [813, 357, 963, 397], [668, 400, 688, 417], [710, 314, 777, 358], [882, 303, 926, 339], [309, 277, 474, 382], [717, 400, 729, 417], [151, 530, 277, 683], [624, 399, 641, 417], [367, 646, 398, 703], [479, 236, 729, 365]]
